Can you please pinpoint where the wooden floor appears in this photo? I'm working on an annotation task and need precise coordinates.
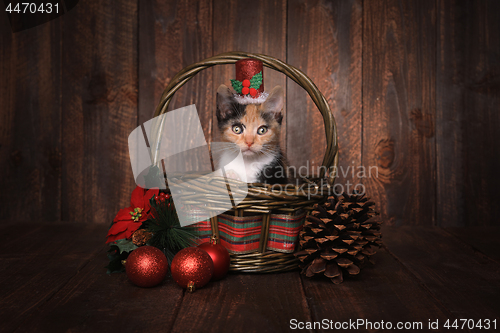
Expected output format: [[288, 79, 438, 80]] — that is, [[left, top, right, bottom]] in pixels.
[[1, 222, 499, 333]]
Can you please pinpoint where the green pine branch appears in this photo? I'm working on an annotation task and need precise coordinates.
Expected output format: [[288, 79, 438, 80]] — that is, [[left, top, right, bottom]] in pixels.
[[143, 197, 199, 263]]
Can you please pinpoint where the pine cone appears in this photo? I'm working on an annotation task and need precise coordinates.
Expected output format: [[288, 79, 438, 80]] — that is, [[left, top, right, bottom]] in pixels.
[[294, 192, 382, 284], [132, 229, 153, 246]]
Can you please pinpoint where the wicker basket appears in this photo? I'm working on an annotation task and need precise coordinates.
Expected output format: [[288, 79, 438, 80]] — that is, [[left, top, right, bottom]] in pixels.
[[151, 52, 338, 273]]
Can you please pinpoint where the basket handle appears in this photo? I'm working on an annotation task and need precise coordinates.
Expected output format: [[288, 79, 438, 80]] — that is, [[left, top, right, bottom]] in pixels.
[[152, 51, 338, 184]]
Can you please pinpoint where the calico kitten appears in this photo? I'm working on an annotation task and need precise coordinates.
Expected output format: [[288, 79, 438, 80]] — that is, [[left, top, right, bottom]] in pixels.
[[215, 84, 288, 184]]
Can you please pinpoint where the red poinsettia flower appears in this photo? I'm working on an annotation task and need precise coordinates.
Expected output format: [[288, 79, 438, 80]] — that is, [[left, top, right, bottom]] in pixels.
[[106, 186, 159, 243]]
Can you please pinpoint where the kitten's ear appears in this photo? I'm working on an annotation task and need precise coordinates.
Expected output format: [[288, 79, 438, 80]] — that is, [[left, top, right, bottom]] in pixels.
[[216, 84, 236, 122], [263, 85, 284, 124]]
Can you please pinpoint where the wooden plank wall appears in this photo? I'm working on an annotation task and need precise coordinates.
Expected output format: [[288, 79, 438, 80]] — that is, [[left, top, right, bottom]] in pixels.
[[0, 0, 498, 227], [60, 0, 138, 224], [0, 8, 62, 221]]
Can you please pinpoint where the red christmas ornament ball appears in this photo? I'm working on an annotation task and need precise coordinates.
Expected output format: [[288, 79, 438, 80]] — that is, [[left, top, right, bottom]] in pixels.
[[126, 246, 168, 287], [198, 238, 230, 280], [249, 88, 257, 97], [242, 79, 251, 87], [171, 247, 214, 291], [242, 87, 250, 95]]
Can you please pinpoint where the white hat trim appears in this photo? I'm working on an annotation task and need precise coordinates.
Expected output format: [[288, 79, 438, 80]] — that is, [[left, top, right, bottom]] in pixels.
[[233, 92, 269, 105]]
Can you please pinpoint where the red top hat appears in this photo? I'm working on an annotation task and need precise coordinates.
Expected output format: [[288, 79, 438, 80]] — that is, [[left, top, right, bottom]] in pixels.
[[231, 58, 268, 104]]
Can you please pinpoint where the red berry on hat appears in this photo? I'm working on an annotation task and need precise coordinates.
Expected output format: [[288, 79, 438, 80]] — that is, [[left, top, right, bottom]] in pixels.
[[249, 88, 257, 97], [242, 87, 250, 95], [242, 79, 250, 87]]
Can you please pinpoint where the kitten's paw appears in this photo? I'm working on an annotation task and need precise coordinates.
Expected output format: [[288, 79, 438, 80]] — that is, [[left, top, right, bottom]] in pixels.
[[224, 169, 241, 181]]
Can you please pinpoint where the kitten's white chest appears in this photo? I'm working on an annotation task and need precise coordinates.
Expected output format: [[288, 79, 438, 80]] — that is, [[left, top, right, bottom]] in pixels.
[[242, 154, 275, 183], [216, 151, 274, 183]]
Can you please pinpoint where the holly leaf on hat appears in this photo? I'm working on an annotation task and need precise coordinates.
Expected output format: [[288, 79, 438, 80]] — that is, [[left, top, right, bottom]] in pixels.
[[250, 71, 263, 90], [230, 79, 243, 94]]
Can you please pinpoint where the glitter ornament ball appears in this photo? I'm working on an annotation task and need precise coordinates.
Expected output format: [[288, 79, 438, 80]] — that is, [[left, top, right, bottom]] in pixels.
[[198, 237, 230, 280], [171, 247, 214, 292], [125, 246, 168, 288]]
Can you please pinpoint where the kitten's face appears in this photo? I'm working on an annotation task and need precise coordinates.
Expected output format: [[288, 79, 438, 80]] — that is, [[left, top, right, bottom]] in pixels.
[[221, 103, 280, 156], [216, 85, 284, 157]]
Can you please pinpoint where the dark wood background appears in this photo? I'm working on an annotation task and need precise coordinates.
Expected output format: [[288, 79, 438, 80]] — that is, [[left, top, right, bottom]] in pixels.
[[1, 0, 499, 227]]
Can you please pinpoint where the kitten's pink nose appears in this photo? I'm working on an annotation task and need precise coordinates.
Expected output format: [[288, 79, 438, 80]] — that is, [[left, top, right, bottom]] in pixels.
[[245, 135, 254, 147]]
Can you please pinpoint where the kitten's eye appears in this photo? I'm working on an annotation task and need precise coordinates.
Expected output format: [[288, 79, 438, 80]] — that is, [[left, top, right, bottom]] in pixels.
[[257, 126, 268, 135], [232, 125, 243, 134]]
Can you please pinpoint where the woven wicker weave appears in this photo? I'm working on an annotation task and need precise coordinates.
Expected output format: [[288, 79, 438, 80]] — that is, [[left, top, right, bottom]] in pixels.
[[152, 52, 338, 272]]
